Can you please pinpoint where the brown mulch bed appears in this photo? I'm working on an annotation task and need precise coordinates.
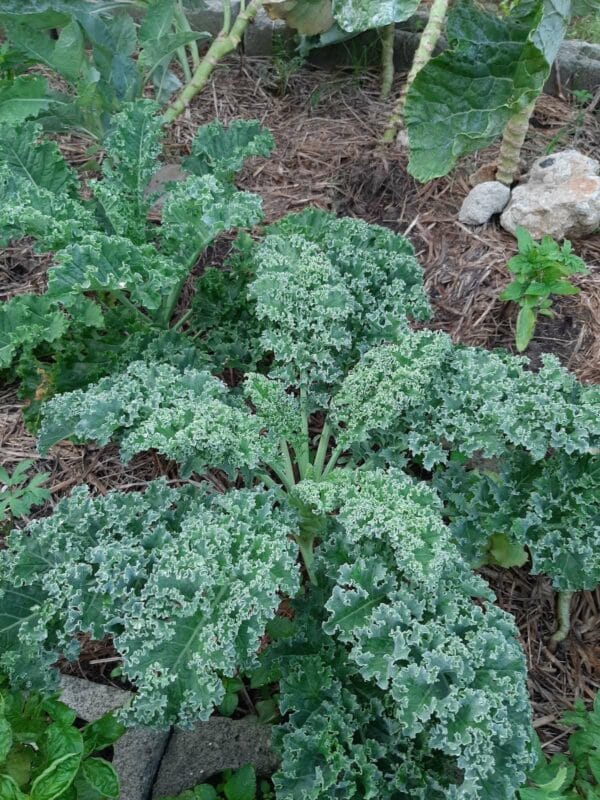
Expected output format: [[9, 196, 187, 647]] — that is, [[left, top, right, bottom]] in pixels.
[[1, 59, 599, 749]]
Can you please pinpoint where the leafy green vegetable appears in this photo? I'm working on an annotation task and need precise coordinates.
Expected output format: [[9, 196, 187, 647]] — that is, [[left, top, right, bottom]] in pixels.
[[500, 226, 588, 352], [4, 206, 600, 797], [406, 0, 572, 181], [0, 674, 124, 799]]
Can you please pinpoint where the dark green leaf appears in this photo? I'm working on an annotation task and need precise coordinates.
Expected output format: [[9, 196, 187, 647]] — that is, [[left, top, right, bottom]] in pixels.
[[82, 714, 125, 757], [223, 764, 256, 800]]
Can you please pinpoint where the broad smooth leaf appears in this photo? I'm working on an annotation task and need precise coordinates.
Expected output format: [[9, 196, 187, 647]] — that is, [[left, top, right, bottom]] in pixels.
[[406, 0, 571, 181], [29, 752, 81, 800], [80, 758, 119, 799], [516, 304, 536, 351], [332, 0, 421, 32], [0, 76, 50, 124]]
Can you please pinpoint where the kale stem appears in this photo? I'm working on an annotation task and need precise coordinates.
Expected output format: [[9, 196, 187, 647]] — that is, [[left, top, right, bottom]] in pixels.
[[550, 590, 574, 644], [321, 442, 345, 478], [312, 422, 332, 479], [297, 535, 317, 586], [280, 439, 296, 487], [171, 308, 193, 331], [297, 385, 311, 479], [113, 290, 151, 323]]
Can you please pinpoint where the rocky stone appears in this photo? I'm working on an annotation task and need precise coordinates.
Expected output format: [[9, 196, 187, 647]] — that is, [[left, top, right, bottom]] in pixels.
[[151, 717, 278, 799], [500, 150, 600, 239], [184, 1, 285, 55], [60, 676, 169, 800], [545, 40, 600, 97], [146, 163, 188, 215], [458, 181, 511, 225]]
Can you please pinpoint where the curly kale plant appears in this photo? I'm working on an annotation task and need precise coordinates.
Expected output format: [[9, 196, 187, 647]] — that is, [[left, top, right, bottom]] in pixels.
[[0, 101, 272, 412], [2, 209, 600, 798]]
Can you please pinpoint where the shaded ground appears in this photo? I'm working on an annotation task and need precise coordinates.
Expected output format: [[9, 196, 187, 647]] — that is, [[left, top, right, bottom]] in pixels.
[[1, 59, 599, 752]]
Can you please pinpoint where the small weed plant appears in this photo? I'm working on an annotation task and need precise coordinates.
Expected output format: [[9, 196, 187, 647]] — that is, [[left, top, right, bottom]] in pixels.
[[500, 226, 589, 352], [162, 765, 274, 800], [0, 460, 49, 526], [0, 102, 599, 799], [520, 694, 600, 799]]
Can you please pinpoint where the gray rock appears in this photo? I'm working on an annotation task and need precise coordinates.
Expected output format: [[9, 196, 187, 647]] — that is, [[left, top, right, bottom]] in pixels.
[[545, 40, 600, 97], [146, 163, 188, 215], [152, 717, 278, 799], [60, 676, 169, 800], [183, 2, 285, 54], [458, 181, 511, 225], [500, 149, 600, 239]]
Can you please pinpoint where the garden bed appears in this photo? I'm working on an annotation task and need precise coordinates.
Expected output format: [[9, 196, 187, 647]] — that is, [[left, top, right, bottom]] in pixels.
[[1, 59, 599, 759]]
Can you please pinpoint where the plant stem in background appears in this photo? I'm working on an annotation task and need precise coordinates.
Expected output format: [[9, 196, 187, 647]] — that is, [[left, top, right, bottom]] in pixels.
[[382, 0, 449, 143], [175, 0, 200, 69], [496, 99, 536, 185], [551, 590, 574, 643], [380, 22, 396, 98], [164, 0, 264, 122]]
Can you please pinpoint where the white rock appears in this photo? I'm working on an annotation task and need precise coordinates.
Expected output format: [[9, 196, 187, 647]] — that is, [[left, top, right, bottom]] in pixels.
[[500, 150, 600, 239], [458, 181, 512, 225]]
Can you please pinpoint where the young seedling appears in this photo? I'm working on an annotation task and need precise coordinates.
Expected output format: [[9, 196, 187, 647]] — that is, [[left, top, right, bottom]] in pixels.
[[500, 226, 589, 352], [0, 459, 50, 524]]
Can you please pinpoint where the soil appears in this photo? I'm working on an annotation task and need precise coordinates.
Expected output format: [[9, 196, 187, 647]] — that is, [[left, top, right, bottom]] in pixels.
[[1, 58, 599, 755]]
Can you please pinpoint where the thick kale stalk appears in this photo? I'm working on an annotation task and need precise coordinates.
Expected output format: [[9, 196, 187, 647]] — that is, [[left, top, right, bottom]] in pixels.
[[382, 0, 449, 143]]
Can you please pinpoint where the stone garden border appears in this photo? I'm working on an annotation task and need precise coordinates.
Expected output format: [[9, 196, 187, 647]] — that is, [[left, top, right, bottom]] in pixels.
[[60, 676, 278, 800]]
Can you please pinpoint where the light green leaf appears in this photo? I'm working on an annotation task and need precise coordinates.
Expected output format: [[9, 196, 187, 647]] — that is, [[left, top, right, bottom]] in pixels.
[[182, 119, 274, 182], [30, 753, 81, 800], [52, 19, 85, 81], [0, 121, 77, 195], [332, 0, 421, 32], [516, 304, 536, 351], [80, 758, 119, 799], [139, 32, 210, 79], [82, 714, 125, 757], [0, 774, 26, 800]]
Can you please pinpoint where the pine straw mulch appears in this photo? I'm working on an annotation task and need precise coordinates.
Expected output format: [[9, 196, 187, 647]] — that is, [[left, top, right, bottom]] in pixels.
[[1, 59, 600, 752]]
